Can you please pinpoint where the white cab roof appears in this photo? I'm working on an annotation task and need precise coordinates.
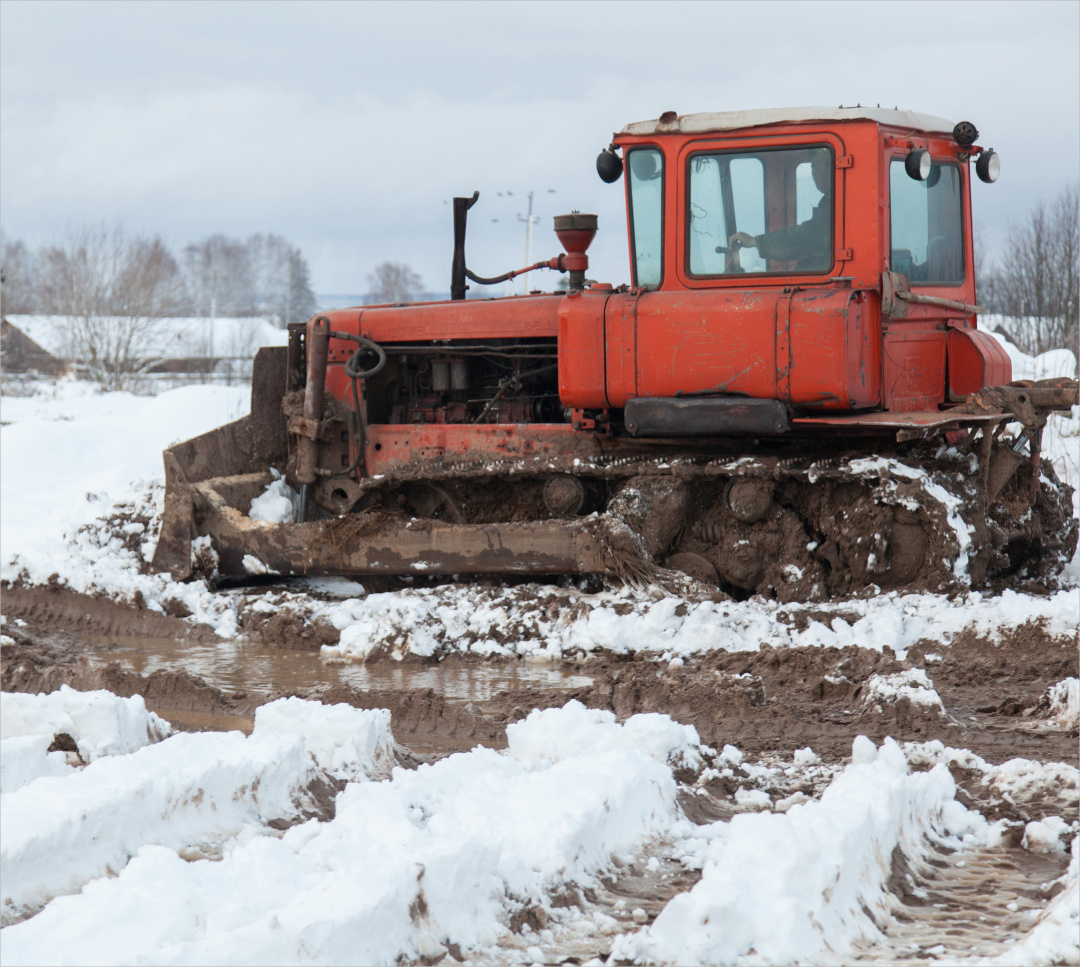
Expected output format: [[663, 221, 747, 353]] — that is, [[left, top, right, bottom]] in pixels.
[[619, 107, 956, 137]]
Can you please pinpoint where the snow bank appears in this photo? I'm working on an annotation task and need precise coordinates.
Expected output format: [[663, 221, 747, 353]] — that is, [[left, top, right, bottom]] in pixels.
[[984, 326, 1077, 383], [252, 697, 395, 781], [0, 703, 684, 965], [0, 686, 171, 762], [0, 697, 395, 925], [0, 377, 249, 634], [904, 741, 1079, 820], [611, 737, 964, 965], [507, 700, 703, 770], [0, 735, 73, 796], [0, 730, 308, 923]]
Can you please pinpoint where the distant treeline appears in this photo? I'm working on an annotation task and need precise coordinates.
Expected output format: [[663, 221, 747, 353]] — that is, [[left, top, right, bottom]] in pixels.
[[1, 225, 317, 328]]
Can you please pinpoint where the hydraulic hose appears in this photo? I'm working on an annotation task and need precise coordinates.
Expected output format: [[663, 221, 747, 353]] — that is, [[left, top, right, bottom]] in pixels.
[[465, 257, 562, 287], [333, 330, 387, 380], [330, 330, 387, 478]]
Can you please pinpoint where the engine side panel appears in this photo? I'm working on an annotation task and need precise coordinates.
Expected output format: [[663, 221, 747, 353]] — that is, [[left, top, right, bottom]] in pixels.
[[882, 324, 947, 411], [558, 287, 881, 410]]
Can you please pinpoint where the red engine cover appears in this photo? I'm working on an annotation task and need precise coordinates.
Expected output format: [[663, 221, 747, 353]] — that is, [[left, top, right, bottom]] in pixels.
[[559, 286, 881, 410]]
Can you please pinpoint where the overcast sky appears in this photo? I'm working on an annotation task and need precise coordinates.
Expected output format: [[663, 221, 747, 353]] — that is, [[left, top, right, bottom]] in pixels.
[[2, 0, 1077, 297]]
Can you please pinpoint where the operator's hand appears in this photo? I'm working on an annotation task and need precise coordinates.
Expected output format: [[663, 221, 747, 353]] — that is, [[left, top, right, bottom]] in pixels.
[[729, 232, 756, 249]]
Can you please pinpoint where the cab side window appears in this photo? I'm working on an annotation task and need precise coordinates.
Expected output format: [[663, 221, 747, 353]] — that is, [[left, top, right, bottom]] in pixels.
[[628, 148, 664, 289]]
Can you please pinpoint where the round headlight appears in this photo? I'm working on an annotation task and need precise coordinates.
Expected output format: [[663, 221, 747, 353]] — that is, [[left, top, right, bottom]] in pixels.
[[905, 149, 932, 181], [596, 146, 623, 184], [976, 149, 1000, 184]]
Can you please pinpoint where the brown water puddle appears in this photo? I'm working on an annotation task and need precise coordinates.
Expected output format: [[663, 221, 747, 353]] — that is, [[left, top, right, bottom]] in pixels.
[[85, 635, 593, 704]]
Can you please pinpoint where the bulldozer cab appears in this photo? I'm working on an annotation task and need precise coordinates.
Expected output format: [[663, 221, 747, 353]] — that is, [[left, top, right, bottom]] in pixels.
[[610, 107, 981, 306]]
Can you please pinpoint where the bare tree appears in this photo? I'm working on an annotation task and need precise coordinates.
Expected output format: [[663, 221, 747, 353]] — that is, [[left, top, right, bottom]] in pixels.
[[986, 183, 1078, 355], [248, 233, 317, 326], [1, 237, 39, 314], [366, 261, 423, 304], [181, 232, 316, 326], [37, 224, 185, 391], [182, 234, 255, 317]]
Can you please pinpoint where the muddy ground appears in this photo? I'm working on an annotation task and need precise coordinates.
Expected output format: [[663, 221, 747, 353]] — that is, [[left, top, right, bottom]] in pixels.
[[2, 581, 1077, 964], [3, 583, 1076, 768]]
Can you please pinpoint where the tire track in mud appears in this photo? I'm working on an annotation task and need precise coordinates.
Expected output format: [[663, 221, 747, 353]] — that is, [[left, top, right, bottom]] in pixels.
[[476, 836, 1074, 966], [3, 587, 1077, 766], [855, 840, 1071, 964], [473, 843, 703, 966]]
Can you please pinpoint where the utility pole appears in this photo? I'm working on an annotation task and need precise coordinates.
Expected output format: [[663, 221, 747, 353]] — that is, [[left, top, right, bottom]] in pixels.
[[286, 254, 292, 328], [518, 191, 536, 295]]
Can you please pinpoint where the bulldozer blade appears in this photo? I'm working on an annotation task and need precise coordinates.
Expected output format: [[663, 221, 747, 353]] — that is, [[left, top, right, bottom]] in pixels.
[[151, 346, 289, 581], [186, 471, 609, 581], [150, 344, 620, 584]]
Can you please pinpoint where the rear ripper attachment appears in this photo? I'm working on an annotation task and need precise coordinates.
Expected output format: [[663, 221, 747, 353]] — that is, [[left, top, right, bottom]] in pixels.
[[152, 107, 1079, 597]]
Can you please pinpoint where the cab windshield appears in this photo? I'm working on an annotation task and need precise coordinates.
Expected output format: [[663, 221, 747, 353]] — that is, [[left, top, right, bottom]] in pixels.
[[889, 160, 964, 285], [688, 145, 834, 276]]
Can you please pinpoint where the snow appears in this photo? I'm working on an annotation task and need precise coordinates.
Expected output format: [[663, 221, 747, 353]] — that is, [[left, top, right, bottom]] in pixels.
[[0, 703, 686, 965], [247, 471, 296, 523], [610, 737, 968, 966], [506, 700, 703, 771], [903, 741, 1079, 820], [0, 697, 395, 926], [0, 685, 171, 762], [0, 700, 1075, 964], [1043, 677, 1080, 730], [0, 376, 248, 636], [252, 696, 395, 782], [1022, 817, 1073, 853], [0, 735, 73, 796], [862, 668, 946, 713], [1, 730, 306, 923], [319, 582, 1079, 664]]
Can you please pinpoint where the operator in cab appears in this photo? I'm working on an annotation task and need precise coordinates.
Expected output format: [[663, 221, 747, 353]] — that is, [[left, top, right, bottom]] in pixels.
[[728, 151, 831, 271]]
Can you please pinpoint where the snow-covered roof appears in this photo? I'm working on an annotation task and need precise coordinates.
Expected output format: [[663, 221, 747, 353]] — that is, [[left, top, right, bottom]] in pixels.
[[618, 107, 955, 137], [4, 315, 289, 360]]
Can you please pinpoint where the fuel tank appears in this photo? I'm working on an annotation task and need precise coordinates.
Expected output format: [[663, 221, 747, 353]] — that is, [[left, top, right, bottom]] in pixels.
[[559, 286, 882, 410]]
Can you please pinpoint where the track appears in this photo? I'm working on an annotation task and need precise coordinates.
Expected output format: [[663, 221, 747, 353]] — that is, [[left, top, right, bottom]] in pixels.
[[854, 839, 1071, 963]]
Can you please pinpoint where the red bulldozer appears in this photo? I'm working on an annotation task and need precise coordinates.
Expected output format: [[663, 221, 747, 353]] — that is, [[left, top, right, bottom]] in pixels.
[[153, 107, 1077, 600]]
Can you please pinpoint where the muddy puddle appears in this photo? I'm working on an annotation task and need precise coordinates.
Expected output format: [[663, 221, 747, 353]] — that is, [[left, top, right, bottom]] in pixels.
[[85, 635, 593, 703]]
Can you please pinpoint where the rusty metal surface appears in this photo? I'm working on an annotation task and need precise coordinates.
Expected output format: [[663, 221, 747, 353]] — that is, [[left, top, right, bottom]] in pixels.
[[296, 317, 330, 487], [193, 473, 609, 580], [792, 411, 1003, 429], [150, 348, 288, 581]]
